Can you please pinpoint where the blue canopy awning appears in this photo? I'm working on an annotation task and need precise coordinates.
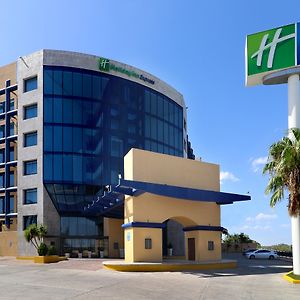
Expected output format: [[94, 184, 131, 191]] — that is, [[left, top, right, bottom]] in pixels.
[[84, 178, 250, 217]]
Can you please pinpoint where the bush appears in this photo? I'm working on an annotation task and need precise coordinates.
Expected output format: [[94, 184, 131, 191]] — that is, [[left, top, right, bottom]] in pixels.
[[47, 245, 57, 256], [38, 243, 48, 256]]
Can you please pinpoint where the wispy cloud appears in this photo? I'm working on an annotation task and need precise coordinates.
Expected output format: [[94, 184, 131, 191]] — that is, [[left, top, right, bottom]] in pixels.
[[246, 212, 277, 222], [280, 223, 290, 228], [251, 156, 268, 172], [220, 171, 239, 184], [240, 224, 271, 231]]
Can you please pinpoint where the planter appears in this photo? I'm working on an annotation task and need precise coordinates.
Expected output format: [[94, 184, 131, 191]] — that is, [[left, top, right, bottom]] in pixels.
[[99, 251, 104, 258], [65, 253, 70, 258], [78, 252, 82, 258], [34, 255, 60, 264], [88, 251, 92, 258]]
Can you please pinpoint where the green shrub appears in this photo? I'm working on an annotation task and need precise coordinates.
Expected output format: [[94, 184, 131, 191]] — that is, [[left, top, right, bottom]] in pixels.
[[38, 243, 48, 256], [47, 245, 57, 256]]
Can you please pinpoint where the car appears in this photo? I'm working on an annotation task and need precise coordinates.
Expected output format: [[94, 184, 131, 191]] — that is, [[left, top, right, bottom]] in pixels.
[[242, 248, 257, 256], [245, 249, 278, 260]]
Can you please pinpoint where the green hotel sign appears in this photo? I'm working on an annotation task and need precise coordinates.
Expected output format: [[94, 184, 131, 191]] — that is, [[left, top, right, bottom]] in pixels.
[[246, 23, 299, 86], [98, 57, 155, 85]]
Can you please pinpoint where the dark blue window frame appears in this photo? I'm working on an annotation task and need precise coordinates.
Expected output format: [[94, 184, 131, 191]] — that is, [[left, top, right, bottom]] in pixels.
[[24, 188, 37, 205], [23, 215, 37, 230], [24, 76, 37, 93], [24, 160, 37, 175], [24, 131, 37, 147], [24, 103, 37, 120]]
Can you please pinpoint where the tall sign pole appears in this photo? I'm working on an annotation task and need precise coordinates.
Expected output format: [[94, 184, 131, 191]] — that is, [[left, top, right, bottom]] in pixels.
[[288, 73, 300, 275], [246, 23, 300, 275]]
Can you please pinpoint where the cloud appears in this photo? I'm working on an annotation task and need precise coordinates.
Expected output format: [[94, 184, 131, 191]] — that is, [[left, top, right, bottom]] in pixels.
[[256, 213, 277, 221], [246, 213, 277, 222], [251, 156, 268, 172], [220, 171, 239, 184], [239, 224, 271, 231], [280, 223, 290, 228]]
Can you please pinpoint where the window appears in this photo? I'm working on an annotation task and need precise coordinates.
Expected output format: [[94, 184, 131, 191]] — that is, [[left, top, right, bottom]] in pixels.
[[145, 238, 152, 249], [24, 160, 37, 175], [24, 188, 37, 204], [0, 197, 4, 214], [23, 215, 37, 230], [24, 131, 37, 147], [0, 150, 4, 164], [208, 241, 214, 251], [10, 122, 15, 136], [9, 171, 15, 187], [0, 174, 4, 188], [9, 147, 15, 161], [24, 76, 37, 92], [0, 125, 4, 138], [24, 103, 37, 119], [0, 102, 4, 114], [10, 99, 15, 111], [9, 196, 14, 213]]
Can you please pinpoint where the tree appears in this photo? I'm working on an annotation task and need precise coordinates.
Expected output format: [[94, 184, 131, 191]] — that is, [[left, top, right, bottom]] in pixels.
[[24, 224, 48, 255], [263, 128, 300, 275]]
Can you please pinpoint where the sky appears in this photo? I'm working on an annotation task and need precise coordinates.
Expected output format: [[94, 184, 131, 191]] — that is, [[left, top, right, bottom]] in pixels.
[[1, 0, 299, 245]]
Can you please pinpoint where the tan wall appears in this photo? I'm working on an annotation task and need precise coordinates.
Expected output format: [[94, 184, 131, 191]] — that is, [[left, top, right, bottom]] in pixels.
[[104, 218, 124, 258], [125, 194, 220, 227], [124, 149, 220, 191], [0, 231, 18, 256], [123, 149, 222, 262], [0, 62, 16, 89], [124, 227, 162, 262], [185, 231, 221, 261]]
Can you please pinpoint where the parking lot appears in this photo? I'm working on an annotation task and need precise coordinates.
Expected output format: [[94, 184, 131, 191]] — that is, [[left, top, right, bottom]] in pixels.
[[0, 254, 299, 300]]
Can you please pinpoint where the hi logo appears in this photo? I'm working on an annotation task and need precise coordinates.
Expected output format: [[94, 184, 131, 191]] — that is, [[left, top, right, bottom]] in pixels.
[[99, 57, 110, 72], [247, 23, 296, 77], [251, 28, 295, 69]]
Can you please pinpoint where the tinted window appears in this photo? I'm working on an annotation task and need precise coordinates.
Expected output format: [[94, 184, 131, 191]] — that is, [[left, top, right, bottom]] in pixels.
[[24, 131, 37, 147], [9, 172, 15, 187], [24, 160, 37, 175], [0, 102, 4, 114], [24, 76, 37, 92], [0, 197, 4, 213], [24, 188, 37, 204], [9, 196, 14, 213], [23, 215, 37, 230], [24, 104, 37, 119], [0, 174, 4, 188], [0, 150, 4, 164]]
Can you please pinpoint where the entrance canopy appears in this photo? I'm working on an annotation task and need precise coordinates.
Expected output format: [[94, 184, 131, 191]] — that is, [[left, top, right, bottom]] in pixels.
[[84, 178, 250, 217]]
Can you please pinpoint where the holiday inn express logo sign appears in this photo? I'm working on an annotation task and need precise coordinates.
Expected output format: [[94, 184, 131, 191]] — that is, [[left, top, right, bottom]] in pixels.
[[98, 57, 155, 85], [246, 23, 300, 86]]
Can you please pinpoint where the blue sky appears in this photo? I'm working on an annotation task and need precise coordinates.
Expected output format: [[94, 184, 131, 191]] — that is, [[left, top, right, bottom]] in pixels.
[[1, 0, 299, 245]]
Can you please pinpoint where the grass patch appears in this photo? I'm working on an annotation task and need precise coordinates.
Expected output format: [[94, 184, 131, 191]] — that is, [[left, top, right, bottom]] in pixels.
[[286, 272, 300, 280]]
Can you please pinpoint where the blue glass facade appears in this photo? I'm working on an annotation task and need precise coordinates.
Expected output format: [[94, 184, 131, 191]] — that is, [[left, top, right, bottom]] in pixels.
[[43, 66, 184, 215]]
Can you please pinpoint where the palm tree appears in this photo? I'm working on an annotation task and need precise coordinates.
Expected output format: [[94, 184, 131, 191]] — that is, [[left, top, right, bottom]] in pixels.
[[263, 127, 300, 275], [24, 224, 47, 254]]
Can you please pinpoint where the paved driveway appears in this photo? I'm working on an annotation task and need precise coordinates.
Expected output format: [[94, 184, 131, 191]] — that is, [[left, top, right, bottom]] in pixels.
[[0, 254, 299, 300]]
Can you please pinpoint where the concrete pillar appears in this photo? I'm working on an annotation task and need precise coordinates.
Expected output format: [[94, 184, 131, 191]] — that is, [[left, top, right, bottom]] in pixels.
[[288, 74, 300, 275]]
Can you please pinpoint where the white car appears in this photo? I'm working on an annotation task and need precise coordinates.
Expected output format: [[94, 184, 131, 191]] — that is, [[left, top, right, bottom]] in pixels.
[[246, 249, 278, 260]]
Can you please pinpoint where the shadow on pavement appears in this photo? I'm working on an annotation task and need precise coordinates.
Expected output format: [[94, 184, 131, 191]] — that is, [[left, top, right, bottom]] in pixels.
[[182, 253, 293, 278]]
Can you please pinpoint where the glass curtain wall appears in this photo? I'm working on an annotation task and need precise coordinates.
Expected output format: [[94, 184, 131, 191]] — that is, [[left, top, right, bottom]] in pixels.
[[43, 66, 183, 214]]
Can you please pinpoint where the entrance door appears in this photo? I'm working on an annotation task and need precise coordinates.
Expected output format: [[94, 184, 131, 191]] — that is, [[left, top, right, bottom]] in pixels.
[[188, 238, 195, 260]]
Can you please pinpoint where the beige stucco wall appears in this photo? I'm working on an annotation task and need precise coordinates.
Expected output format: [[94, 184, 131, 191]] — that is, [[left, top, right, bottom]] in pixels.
[[0, 231, 18, 256], [0, 62, 16, 89], [104, 218, 124, 258], [123, 149, 222, 262]]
